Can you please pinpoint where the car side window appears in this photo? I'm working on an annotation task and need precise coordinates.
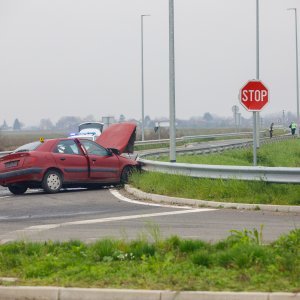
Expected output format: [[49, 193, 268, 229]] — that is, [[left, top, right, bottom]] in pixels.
[[80, 139, 109, 156], [53, 140, 80, 155]]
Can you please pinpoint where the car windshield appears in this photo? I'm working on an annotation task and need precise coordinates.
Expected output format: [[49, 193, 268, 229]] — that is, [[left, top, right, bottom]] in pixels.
[[13, 141, 42, 153], [79, 128, 101, 135], [79, 122, 104, 133]]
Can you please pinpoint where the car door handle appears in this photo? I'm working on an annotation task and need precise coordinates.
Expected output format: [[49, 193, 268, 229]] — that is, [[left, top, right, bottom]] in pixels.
[[92, 159, 97, 162], [60, 157, 66, 161]]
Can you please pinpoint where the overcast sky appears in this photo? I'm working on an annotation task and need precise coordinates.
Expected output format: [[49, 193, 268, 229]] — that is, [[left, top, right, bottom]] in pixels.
[[0, 0, 299, 127]]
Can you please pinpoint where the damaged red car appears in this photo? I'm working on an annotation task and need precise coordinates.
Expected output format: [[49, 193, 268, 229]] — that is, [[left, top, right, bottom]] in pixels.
[[0, 123, 139, 195]]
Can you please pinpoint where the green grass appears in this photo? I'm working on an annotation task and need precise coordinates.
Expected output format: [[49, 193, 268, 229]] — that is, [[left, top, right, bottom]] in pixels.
[[131, 140, 300, 205], [149, 139, 300, 167], [130, 172, 300, 205], [0, 229, 299, 291]]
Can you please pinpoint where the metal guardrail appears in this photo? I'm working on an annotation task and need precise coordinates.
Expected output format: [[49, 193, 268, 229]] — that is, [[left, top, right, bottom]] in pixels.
[[138, 135, 300, 183], [138, 139, 253, 158], [139, 159, 300, 183], [138, 135, 291, 158], [135, 131, 255, 146]]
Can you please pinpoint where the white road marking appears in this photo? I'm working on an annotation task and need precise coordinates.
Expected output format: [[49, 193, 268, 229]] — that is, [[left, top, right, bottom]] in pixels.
[[109, 189, 194, 209], [25, 208, 215, 230], [1, 208, 217, 243], [0, 196, 11, 199], [0, 188, 217, 243], [60, 208, 215, 226]]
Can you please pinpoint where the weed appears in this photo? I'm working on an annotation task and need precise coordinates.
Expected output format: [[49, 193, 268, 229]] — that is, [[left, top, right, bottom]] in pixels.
[[179, 240, 208, 253], [228, 225, 264, 245], [191, 251, 212, 267], [0, 230, 299, 291]]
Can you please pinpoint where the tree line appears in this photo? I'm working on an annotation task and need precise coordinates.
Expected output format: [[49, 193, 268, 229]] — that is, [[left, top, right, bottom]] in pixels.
[[0, 111, 297, 132]]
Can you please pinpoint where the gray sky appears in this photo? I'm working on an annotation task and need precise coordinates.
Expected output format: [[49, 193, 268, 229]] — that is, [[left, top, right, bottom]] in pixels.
[[0, 0, 299, 127]]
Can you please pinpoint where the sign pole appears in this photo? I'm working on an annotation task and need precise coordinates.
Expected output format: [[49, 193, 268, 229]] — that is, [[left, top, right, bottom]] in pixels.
[[254, 0, 260, 161], [253, 111, 257, 166], [239, 80, 269, 167]]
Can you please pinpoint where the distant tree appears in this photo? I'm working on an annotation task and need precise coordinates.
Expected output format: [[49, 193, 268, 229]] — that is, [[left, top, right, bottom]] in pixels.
[[1, 120, 8, 130], [203, 112, 213, 122], [13, 118, 21, 130], [82, 115, 96, 122], [56, 116, 81, 132], [144, 115, 154, 128], [39, 118, 54, 130]]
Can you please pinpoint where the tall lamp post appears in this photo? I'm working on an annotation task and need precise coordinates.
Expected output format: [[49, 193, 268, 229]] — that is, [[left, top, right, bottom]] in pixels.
[[169, 0, 176, 162], [250, 0, 261, 165], [141, 14, 150, 141], [287, 8, 300, 137]]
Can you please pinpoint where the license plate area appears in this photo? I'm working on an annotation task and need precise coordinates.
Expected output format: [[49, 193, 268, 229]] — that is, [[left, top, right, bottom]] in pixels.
[[5, 160, 19, 168]]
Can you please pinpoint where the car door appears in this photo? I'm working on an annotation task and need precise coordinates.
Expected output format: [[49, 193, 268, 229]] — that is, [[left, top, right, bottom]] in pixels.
[[52, 139, 89, 182], [79, 139, 120, 182]]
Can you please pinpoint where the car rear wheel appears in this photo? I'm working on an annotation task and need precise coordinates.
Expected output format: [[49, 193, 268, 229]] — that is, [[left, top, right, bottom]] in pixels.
[[42, 170, 62, 193], [120, 166, 133, 184], [8, 184, 28, 195]]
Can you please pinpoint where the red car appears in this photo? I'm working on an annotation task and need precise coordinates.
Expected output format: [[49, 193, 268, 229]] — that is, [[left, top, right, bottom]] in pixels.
[[0, 123, 139, 195]]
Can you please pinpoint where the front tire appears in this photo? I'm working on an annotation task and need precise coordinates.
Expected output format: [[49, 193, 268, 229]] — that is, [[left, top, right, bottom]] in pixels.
[[42, 170, 62, 193], [8, 184, 28, 195], [120, 166, 133, 184]]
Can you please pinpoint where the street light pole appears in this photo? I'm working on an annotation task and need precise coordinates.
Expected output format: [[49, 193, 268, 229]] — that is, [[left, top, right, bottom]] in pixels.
[[252, 0, 260, 165], [169, 0, 176, 162], [288, 8, 300, 137], [141, 14, 150, 141]]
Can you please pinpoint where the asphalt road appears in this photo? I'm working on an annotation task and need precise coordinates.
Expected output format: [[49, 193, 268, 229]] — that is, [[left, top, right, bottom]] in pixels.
[[0, 186, 299, 244]]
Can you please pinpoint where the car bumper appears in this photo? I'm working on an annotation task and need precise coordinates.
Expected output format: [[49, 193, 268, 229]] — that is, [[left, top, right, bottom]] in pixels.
[[0, 167, 43, 185]]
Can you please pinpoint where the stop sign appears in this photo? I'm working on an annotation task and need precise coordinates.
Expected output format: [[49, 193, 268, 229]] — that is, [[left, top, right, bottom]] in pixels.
[[239, 80, 269, 111]]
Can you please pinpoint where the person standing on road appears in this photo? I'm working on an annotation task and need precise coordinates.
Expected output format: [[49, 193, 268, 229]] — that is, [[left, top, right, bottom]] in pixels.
[[269, 122, 274, 138], [289, 121, 297, 137]]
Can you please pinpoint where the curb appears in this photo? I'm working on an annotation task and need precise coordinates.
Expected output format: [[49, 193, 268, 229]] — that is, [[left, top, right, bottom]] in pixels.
[[0, 286, 299, 300], [124, 185, 300, 213]]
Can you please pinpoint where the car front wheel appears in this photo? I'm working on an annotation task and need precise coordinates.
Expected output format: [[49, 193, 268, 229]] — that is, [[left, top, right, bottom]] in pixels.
[[120, 166, 133, 184], [8, 184, 28, 195], [42, 170, 62, 193]]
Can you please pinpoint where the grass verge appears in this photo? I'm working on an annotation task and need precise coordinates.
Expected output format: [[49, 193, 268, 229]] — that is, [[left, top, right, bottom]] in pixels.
[[0, 228, 299, 292], [130, 172, 300, 205], [149, 139, 300, 167], [132, 139, 300, 205]]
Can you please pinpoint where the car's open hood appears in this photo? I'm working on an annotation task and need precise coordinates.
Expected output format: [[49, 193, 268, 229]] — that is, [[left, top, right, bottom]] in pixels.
[[95, 123, 136, 154]]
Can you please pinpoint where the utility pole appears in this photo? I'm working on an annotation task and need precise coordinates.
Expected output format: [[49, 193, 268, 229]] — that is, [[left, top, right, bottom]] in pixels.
[[169, 0, 176, 162], [140, 14, 150, 141]]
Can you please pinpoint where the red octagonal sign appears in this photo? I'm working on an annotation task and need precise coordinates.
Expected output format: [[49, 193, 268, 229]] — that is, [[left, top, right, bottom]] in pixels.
[[239, 80, 269, 111]]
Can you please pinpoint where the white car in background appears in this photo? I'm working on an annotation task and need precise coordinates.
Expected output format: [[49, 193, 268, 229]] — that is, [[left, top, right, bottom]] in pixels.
[[69, 122, 104, 141]]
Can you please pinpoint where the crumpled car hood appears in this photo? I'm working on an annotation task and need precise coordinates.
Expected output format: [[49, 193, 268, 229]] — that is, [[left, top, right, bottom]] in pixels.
[[95, 123, 136, 154]]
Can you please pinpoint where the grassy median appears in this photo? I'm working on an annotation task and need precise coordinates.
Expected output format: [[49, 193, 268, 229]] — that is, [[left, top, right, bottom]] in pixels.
[[148, 139, 300, 167], [0, 228, 299, 292], [131, 139, 300, 205], [130, 172, 300, 205]]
